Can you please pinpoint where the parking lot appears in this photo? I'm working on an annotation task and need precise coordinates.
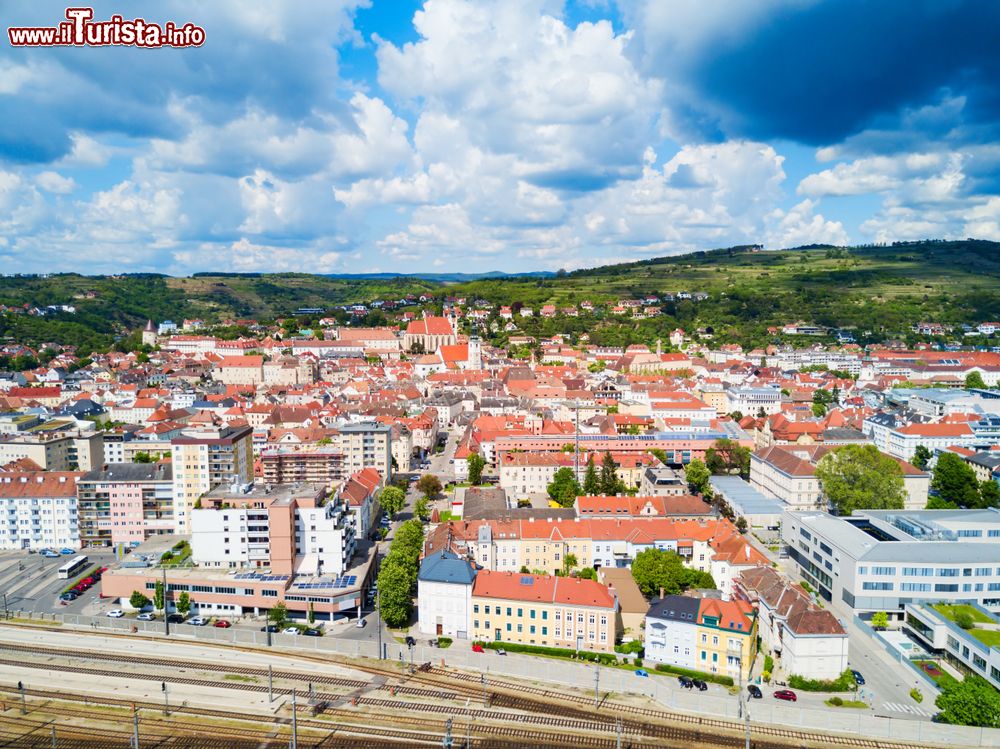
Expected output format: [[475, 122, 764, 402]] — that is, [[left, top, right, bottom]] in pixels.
[[0, 549, 117, 616]]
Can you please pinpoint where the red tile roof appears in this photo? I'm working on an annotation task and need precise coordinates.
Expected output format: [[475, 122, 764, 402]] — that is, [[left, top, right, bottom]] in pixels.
[[472, 569, 616, 609]]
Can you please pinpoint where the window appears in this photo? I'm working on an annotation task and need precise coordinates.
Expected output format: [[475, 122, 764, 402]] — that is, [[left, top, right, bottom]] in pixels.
[[712, 636, 719, 646], [935, 584, 959, 593], [530, 609, 536, 619], [506, 607, 512, 616], [542, 611, 548, 620], [485, 605, 491, 615], [474, 620, 479, 629], [517, 608, 523, 617], [958, 530, 982, 538], [862, 582, 893, 591], [542, 627, 547, 636], [701, 633, 707, 643], [871, 566, 895, 576], [473, 604, 479, 614], [530, 625, 536, 635], [938, 568, 959, 577], [506, 623, 511, 632], [903, 567, 933, 577], [800, 528, 812, 541], [976, 568, 991, 576], [901, 583, 931, 592], [517, 624, 523, 633]]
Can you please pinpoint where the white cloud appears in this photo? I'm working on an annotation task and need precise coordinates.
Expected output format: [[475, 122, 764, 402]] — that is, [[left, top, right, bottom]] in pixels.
[[765, 199, 848, 248], [35, 171, 76, 194]]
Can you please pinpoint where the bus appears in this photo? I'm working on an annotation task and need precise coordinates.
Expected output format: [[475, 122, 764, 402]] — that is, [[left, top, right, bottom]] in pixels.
[[57, 555, 89, 580]]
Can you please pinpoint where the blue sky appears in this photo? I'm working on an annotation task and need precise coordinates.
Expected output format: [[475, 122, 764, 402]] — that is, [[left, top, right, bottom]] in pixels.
[[1, 0, 999, 275]]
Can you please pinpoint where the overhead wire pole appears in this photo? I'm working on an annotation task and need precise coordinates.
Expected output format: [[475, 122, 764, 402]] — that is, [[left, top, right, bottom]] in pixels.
[[594, 664, 600, 710], [132, 703, 140, 749], [290, 689, 298, 749]]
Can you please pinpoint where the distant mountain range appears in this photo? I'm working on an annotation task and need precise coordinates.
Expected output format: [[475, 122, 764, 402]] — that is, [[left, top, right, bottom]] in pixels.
[[322, 270, 556, 282]]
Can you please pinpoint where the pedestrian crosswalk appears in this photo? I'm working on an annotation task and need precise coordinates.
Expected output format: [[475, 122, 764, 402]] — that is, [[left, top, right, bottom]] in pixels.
[[882, 702, 932, 717]]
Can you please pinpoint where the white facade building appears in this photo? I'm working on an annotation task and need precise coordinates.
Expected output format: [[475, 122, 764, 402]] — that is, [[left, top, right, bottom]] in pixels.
[[0, 472, 80, 550], [417, 550, 477, 638]]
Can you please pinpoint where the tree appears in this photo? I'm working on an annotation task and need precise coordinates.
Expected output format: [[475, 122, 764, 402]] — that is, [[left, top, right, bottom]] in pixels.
[[416, 473, 442, 501], [268, 602, 288, 626], [932, 452, 981, 507], [727, 411, 744, 422], [176, 591, 191, 616], [684, 459, 711, 496], [563, 552, 578, 576], [965, 371, 988, 390], [814, 444, 905, 515], [599, 451, 620, 495], [378, 559, 415, 627], [912, 445, 932, 470], [547, 467, 581, 507], [871, 611, 888, 630], [811, 402, 828, 417], [379, 486, 406, 518], [980, 480, 1000, 509], [467, 452, 486, 485], [582, 454, 600, 495], [577, 567, 597, 580], [935, 675, 1000, 727], [631, 548, 687, 598], [705, 438, 751, 479], [649, 448, 669, 466], [955, 611, 975, 630], [153, 580, 165, 612], [414, 497, 430, 521], [735, 517, 748, 534], [129, 591, 150, 610], [308, 602, 316, 625]]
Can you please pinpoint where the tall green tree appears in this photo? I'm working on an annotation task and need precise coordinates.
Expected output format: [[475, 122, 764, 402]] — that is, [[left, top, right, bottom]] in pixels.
[[599, 451, 620, 495], [582, 454, 600, 495], [547, 467, 581, 507], [629, 549, 715, 598], [684, 459, 712, 496], [980, 480, 1000, 509], [705, 438, 751, 479], [129, 591, 150, 610], [932, 452, 981, 507], [912, 445, 932, 471], [965, 371, 988, 390], [466, 452, 486, 485], [378, 559, 415, 628], [176, 591, 191, 615], [414, 497, 430, 521], [379, 486, 406, 518], [153, 580, 165, 612], [814, 444, 906, 515], [268, 602, 288, 626], [416, 473, 442, 501], [935, 675, 1000, 727]]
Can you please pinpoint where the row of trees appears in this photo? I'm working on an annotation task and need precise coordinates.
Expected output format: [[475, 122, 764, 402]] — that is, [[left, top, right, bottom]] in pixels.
[[545, 452, 628, 507], [129, 584, 191, 616], [377, 519, 425, 628]]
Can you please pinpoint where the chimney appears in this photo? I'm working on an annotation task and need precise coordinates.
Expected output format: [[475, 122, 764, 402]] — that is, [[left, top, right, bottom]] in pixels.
[[659, 587, 664, 600]]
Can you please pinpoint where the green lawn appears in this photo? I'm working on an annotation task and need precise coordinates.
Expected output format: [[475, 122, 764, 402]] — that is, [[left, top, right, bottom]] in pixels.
[[969, 629, 1000, 649], [913, 660, 960, 690], [932, 603, 993, 625]]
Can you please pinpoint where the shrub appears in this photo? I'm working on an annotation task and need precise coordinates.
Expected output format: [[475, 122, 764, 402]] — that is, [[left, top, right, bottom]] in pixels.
[[763, 654, 774, 673], [762, 670, 772, 683], [437, 637, 453, 649], [652, 663, 734, 687], [634, 657, 643, 667], [830, 696, 843, 706], [955, 611, 975, 630], [799, 580, 813, 593], [910, 688, 923, 703], [788, 670, 856, 692], [614, 640, 644, 655]]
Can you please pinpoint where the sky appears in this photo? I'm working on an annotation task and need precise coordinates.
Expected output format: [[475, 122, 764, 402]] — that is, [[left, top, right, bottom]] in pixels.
[[1, 0, 999, 276]]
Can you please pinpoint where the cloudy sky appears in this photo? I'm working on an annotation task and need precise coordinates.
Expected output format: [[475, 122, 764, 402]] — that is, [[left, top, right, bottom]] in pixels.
[[2, 0, 998, 275]]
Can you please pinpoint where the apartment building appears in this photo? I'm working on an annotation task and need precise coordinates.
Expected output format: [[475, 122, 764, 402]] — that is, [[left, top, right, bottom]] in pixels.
[[261, 446, 344, 485], [170, 425, 254, 533], [0, 428, 103, 471], [645, 594, 757, 682], [750, 444, 929, 511], [469, 570, 619, 652], [498, 451, 576, 495], [735, 566, 848, 680], [782, 509, 1000, 616], [0, 471, 81, 550], [76, 463, 174, 548], [338, 422, 392, 480], [724, 386, 783, 417], [192, 481, 356, 578]]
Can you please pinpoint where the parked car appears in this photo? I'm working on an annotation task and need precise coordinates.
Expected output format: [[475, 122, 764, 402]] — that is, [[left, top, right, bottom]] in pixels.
[[59, 548, 75, 555], [188, 616, 208, 626], [260, 624, 280, 633], [472, 643, 485, 653], [692, 679, 708, 691], [773, 690, 797, 702], [634, 669, 649, 678], [59, 592, 78, 602], [136, 612, 156, 621], [282, 627, 300, 635], [678, 676, 694, 689], [405, 636, 417, 647], [167, 614, 186, 624], [213, 619, 231, 628], [41, 550, 60, 559], [747, 685, 762, 699], [851, 669, 865, 686], [496, 648, 506, 656], [356, 617, 366, 628], [303, 628, 323, 637], [106, 609, 124, 618]]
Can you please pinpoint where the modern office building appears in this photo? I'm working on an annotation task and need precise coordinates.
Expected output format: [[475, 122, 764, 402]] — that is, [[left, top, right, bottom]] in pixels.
[[170, 425, 253, 533], [782, 508, 1000, 616]]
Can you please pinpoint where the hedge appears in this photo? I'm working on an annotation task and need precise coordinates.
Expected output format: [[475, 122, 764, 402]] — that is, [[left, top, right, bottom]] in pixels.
[[653, 663, 734, 687], [437, 637, 453, 649], [475, 641, 620, 665], [788, 669, 856, 692]]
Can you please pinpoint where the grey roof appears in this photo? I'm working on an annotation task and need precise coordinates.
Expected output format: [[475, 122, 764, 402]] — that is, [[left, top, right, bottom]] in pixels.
[[709, 476, 786, 516], [80, 462, 172, 482], [647, 594, 700, 622], [418, 550, 477, 585]]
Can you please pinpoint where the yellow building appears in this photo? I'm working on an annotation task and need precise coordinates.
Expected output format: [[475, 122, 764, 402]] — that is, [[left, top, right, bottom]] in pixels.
[[470, 570, 618, 652], [695, 598, 758, 683]]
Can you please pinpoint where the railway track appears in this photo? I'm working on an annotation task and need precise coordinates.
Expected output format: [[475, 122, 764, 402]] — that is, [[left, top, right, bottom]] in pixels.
[[0, 627, 949, 749]]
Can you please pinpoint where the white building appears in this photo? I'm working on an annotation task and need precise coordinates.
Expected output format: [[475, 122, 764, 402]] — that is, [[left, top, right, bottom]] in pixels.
[[735, 566, 849, 681], [0, 472, 80, 550], [724, 386, 783, 417], [417, 550, 477, 639], [783, 509, 1000, 617]]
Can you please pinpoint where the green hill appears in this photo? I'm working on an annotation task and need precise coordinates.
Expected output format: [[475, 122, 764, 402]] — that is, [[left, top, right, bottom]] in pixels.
[[1, 239, 998, 355]]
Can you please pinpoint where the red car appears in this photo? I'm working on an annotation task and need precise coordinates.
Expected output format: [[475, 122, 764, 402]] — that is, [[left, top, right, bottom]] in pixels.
[[472, 644, 485, 653], [773, 690, 797, 702], [213, 619, 231, 628]]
